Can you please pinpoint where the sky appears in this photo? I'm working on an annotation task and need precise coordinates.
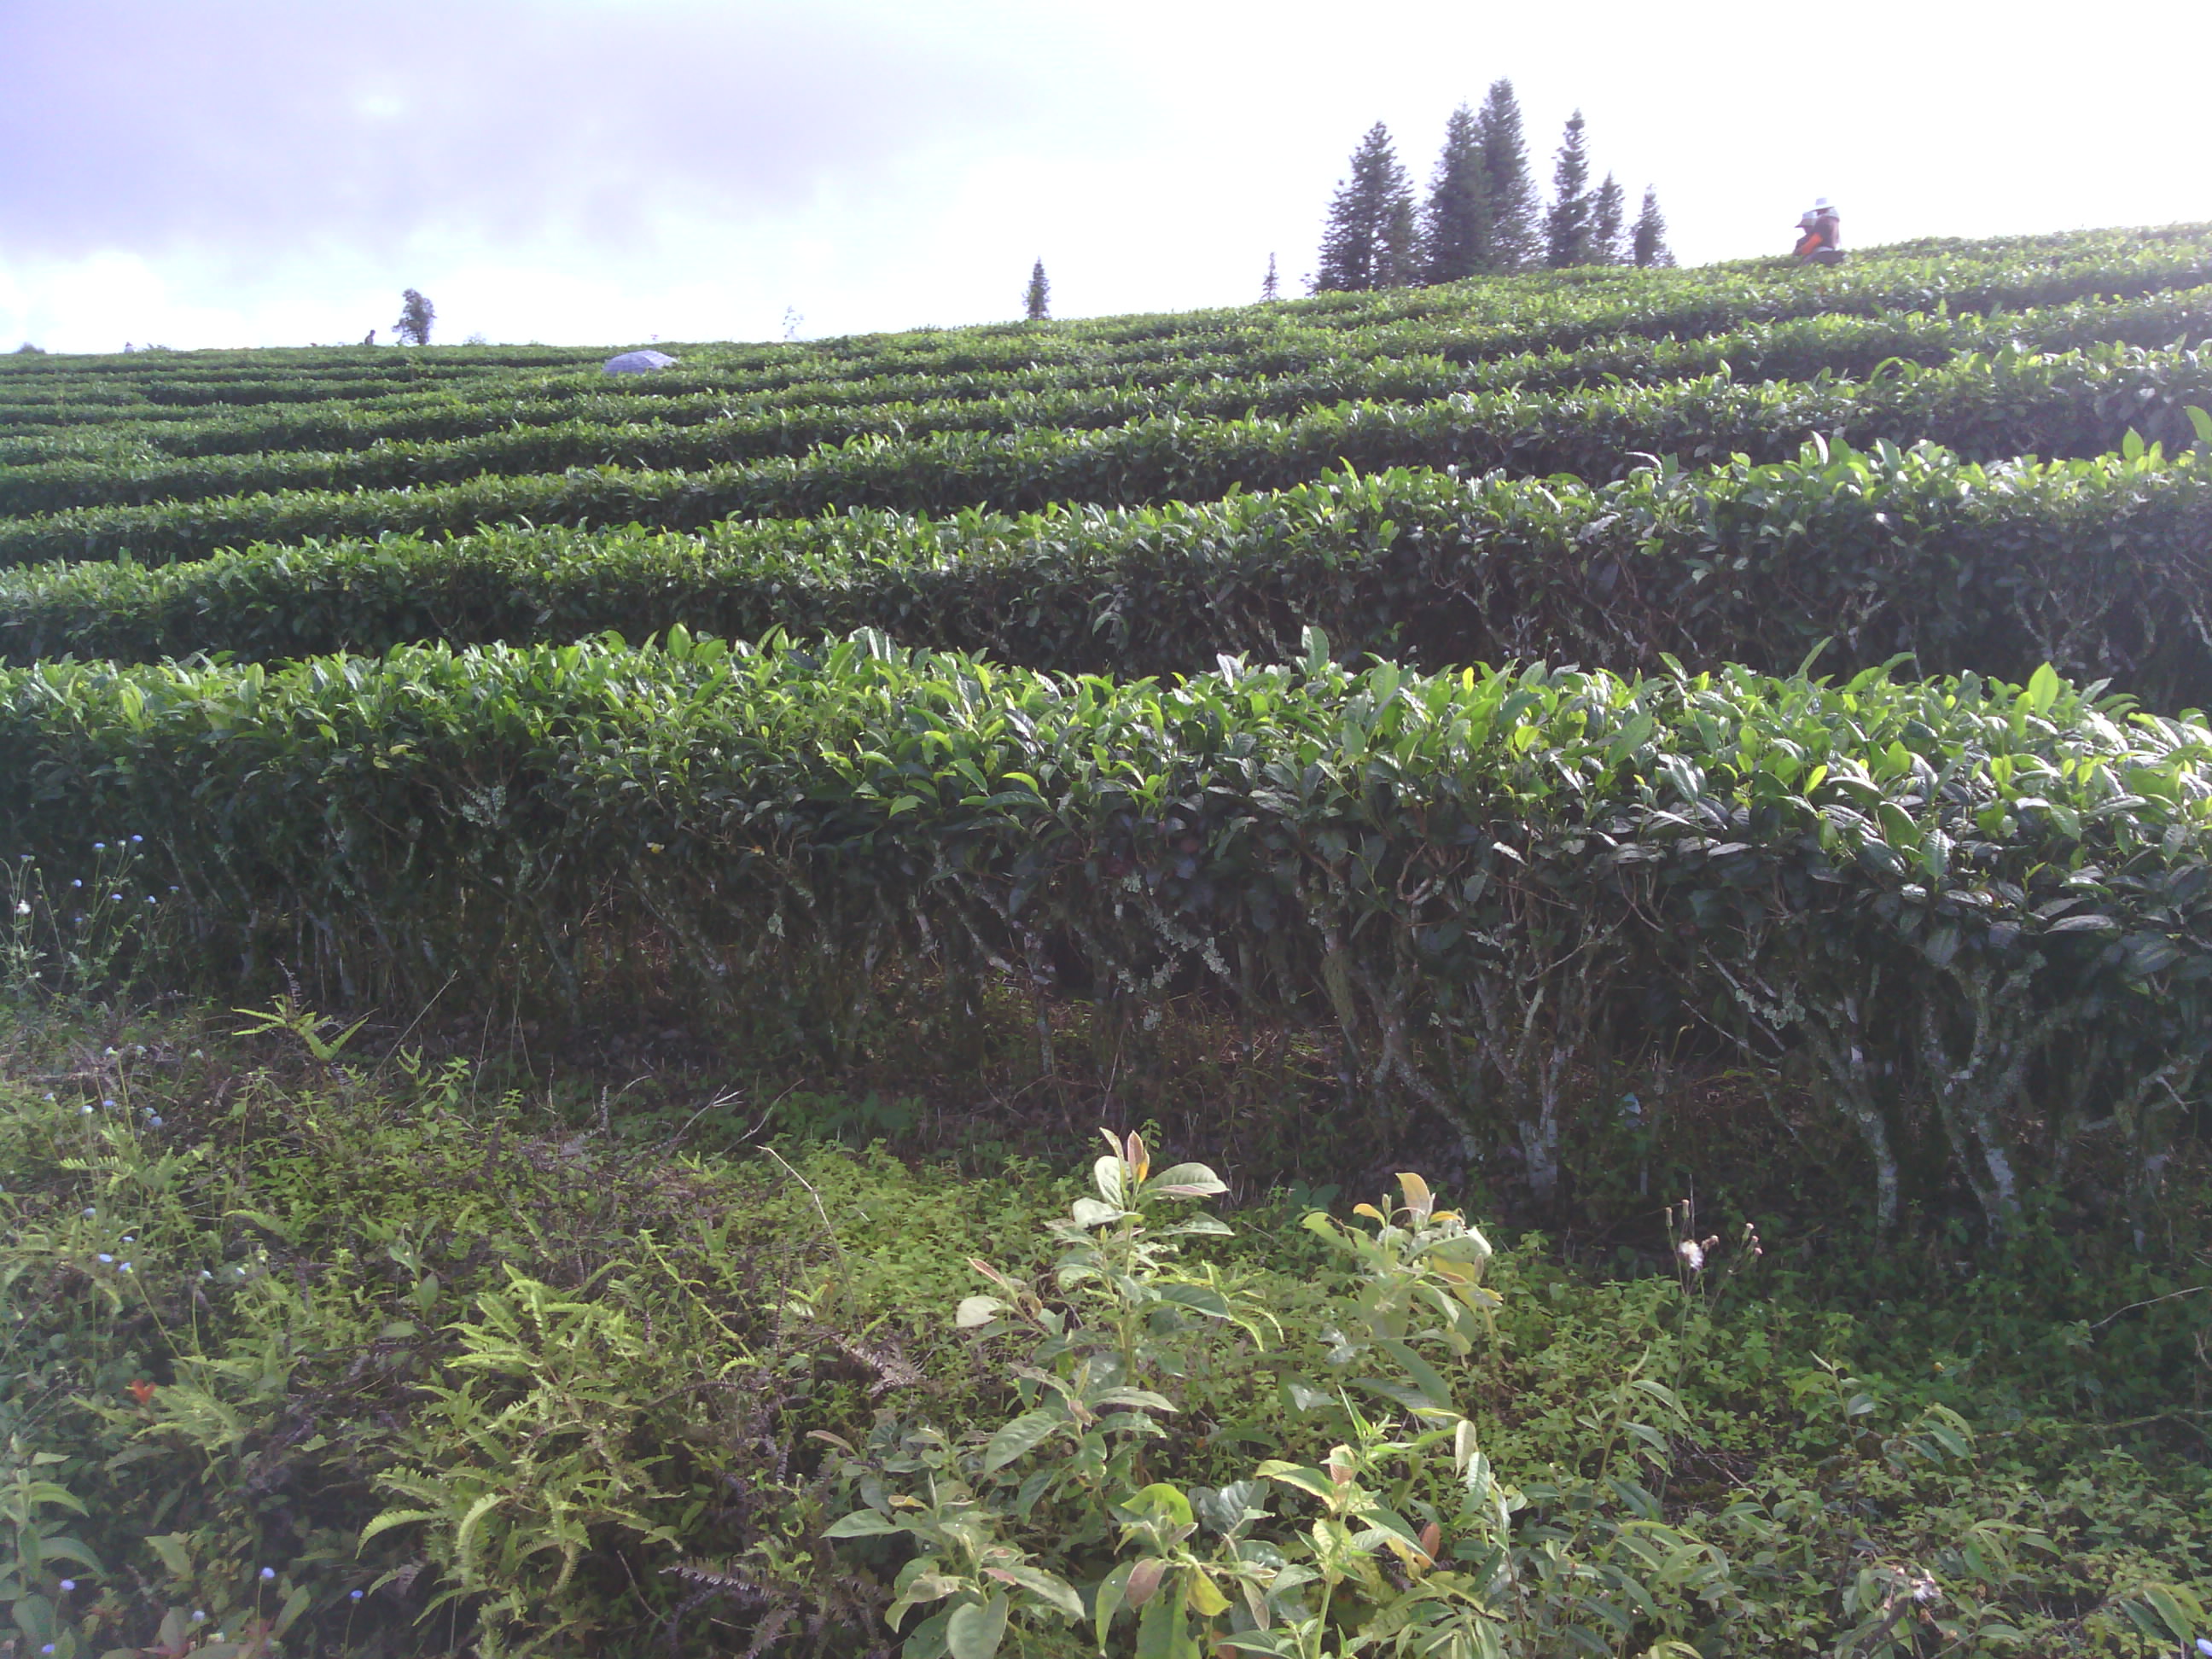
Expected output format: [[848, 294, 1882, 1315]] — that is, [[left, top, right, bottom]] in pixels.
[[3, 0, 2209, 353]]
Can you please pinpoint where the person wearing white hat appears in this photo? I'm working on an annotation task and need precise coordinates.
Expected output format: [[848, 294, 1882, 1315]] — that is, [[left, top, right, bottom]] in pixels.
[[1794, 197, 1844, 264]]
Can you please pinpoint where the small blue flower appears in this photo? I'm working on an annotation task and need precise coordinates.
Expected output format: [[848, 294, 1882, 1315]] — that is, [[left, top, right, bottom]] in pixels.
[[148, 1115, 165, 1127], [191, 1610, 207, 1622], [102, 1097, 116, 1108], [81, 1103, 94, 1115], [131, 834, 143, 843], [71, 879, 81, 888], [40, 1644, 55, 1656], [259, 1566, 276, 1581], [58, 1578, 75, 1592], [350, 1589, 364, 1601], [119, 1262, 132, 1273], [200, 1269, 212, 1279], [97, 1253, 114, 1264], [93, 841, 105, 850], [82, 1206, 95, 1216]]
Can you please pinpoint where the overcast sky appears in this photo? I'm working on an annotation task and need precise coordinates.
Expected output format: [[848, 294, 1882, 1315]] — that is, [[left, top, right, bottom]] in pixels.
[[4, 0, 2208, 353]]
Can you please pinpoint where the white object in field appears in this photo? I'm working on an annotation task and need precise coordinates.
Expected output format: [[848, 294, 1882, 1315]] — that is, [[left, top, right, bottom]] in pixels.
[[602, 349, 678, 374]]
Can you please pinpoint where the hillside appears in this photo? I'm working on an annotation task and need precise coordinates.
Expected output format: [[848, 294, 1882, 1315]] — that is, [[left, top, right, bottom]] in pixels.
[[3, 229, 2210, 1659]]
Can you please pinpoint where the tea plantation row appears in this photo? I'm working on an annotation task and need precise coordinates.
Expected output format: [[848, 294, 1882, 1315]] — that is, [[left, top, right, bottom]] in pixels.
[[4, 630, 2203, 1230], [6, 340, 2210, 568], [9, 286, 2212, 512]]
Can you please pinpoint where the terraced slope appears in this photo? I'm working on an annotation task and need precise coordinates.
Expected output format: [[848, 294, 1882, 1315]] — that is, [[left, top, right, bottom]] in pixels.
[[6, 223, 2212, 1225]]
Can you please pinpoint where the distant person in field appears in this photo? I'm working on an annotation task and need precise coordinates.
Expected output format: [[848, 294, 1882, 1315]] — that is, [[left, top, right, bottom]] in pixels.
[[1794, 198, 1843, 264]]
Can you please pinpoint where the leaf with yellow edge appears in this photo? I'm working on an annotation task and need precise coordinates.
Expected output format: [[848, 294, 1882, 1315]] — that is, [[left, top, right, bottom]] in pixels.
[[1256, 1461, 1338, 1501]]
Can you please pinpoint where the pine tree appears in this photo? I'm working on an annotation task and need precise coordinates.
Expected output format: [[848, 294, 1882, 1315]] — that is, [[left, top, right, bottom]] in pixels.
[[393, 288, 435, 346], [1313, 123, 1417, 293], [1382, 189, 1419, 288], [1590, 173, 1627, 266], [1543, 112, 1593, 268], [1632, 186, 1674, 268], [1423, 102, 1493, 283], [1023, 259, 1051, 322], [1474, 79, 1539, 271], [1260, 253, 1280, 302]]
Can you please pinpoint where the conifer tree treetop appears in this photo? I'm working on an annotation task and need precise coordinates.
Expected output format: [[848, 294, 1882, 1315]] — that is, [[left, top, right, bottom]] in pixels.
[[1544, 111, 1593, 268], [1422, 102, 1493, 284], [1023, 259, 1051, 322], [1475, 78, 1539, 271], [1314, 122, 1418, 293], [1304, 85, 1663, 288], [1591, 172, 1627, 267], [1632, 185, 1674, 268]]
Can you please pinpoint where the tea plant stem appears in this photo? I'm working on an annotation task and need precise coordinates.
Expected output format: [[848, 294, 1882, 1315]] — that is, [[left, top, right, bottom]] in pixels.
[[2086, 1284, 2210, 1330]]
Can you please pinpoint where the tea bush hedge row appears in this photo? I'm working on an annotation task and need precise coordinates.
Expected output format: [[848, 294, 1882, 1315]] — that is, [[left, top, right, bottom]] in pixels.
[[9, 286, 2212, 512], [5, 341, 2208, 569], [4, 631, 2205, 1228], [10, 279, 2212, 474], [11, 439, 2211, 709], [3, 222, 2205, 429]]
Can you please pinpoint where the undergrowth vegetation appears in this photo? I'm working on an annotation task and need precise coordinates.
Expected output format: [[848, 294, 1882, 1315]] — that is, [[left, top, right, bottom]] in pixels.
[[0, 999, 2206, 1658]]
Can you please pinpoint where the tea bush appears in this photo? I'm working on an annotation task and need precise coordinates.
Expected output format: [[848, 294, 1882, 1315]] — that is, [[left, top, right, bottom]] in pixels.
[[9, 434, 2211, 713], [7, 286, 2211, 515], [9, 632, 2209, 1229], [7, 282, 2208, 481], [4, 218, 2206, 435], [8, 340, 2212, 569]]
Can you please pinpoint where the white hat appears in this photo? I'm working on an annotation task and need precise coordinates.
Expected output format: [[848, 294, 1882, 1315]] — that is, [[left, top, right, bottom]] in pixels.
[[1813, 197, 1834, 210]]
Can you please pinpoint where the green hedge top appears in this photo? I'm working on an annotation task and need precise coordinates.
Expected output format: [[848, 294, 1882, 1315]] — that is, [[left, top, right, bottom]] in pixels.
[[9, 438, 2211, 713]]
